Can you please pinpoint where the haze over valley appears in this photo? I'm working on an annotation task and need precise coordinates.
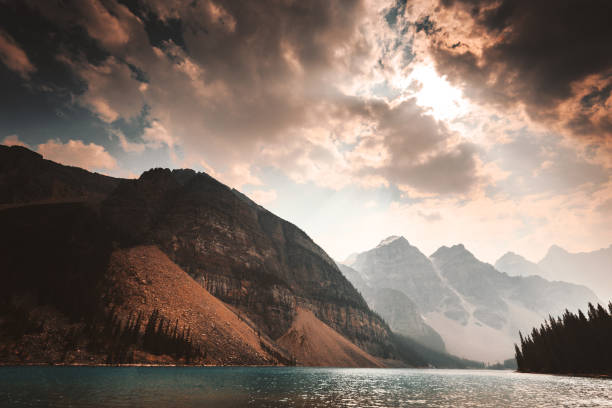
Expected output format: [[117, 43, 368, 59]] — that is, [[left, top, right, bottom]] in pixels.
[[339, 236, 601, 362]]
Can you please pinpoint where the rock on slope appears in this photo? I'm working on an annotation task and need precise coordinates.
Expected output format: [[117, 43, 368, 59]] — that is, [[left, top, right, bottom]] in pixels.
[[277, 308, 383, 367], [103, 245, 286, 365]]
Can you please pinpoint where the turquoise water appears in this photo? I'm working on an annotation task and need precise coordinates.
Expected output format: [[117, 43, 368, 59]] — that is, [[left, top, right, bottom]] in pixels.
[[1, 367, 610, 407]]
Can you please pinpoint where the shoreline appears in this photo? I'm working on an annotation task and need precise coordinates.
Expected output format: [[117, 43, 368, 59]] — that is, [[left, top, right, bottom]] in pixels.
[[0, 363, 612, 380], [516, 370, 611, 380], [1, 364, 609, 379], [0, 363, 283, 368]]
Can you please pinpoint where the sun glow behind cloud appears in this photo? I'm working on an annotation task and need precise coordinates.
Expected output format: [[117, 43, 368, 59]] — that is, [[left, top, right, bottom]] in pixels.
[[408, 64, 471, 123]]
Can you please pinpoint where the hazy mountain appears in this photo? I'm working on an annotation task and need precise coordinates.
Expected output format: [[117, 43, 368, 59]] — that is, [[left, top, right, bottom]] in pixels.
[[336, 263, 369, 295], [343, 252, 359, 266], [431, 245, 510, 331], [349, 236, 467, 322], [347, 237, 599, 362], [494, 252, 541, 277], [538, 245, 612, 301], [337, 263, 446, 352]]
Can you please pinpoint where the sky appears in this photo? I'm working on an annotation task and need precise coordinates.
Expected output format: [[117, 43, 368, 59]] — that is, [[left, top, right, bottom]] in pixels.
[[1, 0, 611, 264]]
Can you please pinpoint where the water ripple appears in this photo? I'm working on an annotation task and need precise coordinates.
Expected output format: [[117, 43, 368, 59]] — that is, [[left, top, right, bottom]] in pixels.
[[1, 367, 610, 407]]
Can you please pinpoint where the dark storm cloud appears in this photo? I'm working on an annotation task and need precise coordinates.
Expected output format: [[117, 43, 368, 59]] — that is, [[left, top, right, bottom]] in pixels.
[[427, 0, 612, 144], [0, 0, 483, 195]]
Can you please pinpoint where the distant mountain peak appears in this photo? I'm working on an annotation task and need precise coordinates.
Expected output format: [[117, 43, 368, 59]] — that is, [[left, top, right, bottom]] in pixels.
[[497, 251, 525, 262], [545, 244, 569, 257], [430, 243, 470, 259], [139, 167, 173, 180], [376, 235, 407, 247], [494, 251, 541, 277]]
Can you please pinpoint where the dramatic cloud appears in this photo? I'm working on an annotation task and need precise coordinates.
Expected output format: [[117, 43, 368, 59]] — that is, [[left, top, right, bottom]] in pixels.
[[1, 0, 610, 262], [60, 55, 145, 123], [24, 0, 133, 51], [374, 100, 480, 195], [37, 139, 117, 171], [24, 0, 480, 196], [0, 30, 35, 78], [416, 0, 612, 148], [112, 129, 146, 153]]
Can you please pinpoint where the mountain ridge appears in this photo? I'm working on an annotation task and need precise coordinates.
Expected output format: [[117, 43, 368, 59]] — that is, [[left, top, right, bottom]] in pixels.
[[0, 145, 393, 366], [494, 244, 612, 301], [345, 235, 599, 362]]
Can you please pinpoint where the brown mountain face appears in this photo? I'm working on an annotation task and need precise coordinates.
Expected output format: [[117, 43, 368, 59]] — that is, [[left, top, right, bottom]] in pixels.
[[0, 146, 393, 366], [0, 212, 283, 365], [277, 308, 384, 367], [102, 245, 287, 365], [101, 168, 393, 358]]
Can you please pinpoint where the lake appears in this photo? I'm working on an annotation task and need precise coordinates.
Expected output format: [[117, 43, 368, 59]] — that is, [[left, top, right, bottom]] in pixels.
[[1, 367, 610, 407]]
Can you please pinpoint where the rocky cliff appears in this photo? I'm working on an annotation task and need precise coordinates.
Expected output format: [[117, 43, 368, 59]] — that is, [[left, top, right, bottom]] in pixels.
[[101, 168, 393, 357], [0, 145, 395, 365], [350, 236, 467, 322]]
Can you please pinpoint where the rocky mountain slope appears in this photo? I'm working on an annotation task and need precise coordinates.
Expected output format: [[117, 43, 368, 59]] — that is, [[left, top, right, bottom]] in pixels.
[[0, 145, 395, 366], [337, 263, 446, 352], [277, 308, 384, 367], [103, 245, 287, 365], [344, 237, 599, 362], [495, 245, 612, 302], [101, 167, 393, 358], [0, 201, 287, 365], [350, 237, 467, 322]]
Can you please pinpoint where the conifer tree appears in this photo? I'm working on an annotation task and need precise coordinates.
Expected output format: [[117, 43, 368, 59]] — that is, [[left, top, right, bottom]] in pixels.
[[515, 303, 612, 375]]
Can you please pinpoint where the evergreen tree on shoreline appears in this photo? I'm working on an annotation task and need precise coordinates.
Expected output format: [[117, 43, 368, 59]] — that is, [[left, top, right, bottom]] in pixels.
[[515, 303, 612, 375]]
